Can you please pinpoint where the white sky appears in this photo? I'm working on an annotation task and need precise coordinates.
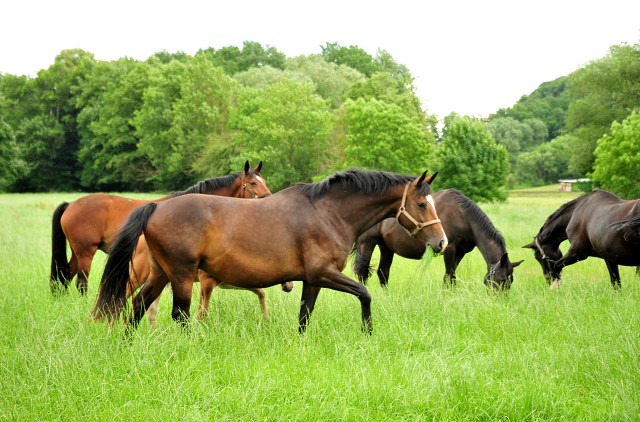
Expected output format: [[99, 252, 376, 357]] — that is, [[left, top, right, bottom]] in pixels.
[[1, 0, 639, 119]]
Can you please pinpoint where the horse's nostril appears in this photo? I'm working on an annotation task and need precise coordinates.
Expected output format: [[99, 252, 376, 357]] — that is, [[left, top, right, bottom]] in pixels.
[[439, 239, 448, 252]]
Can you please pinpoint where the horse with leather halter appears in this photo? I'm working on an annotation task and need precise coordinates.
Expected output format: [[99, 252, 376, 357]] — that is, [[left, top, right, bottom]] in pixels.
[[91, 169, 448, 334], [50, 161, 269, 296], [523, 189, 640, 289], [353, 188, 523, 289]]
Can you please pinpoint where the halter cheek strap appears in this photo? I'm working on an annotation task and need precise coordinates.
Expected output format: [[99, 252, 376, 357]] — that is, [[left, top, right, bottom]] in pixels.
[[396, 183, 441, 238], [242, 174, 272, 199]]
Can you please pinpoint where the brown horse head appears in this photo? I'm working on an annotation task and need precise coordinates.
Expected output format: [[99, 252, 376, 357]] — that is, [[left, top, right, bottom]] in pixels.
[[483, 253, 524, 290], [396, 171, 448, 253], [241, 160, 271, 199]]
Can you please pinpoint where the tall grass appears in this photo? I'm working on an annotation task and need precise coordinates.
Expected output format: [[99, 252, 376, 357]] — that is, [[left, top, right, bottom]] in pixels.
[[1, 192, 639, 420]]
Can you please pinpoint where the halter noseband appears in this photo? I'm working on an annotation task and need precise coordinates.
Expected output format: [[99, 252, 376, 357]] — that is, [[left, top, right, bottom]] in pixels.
[[395, 183, 441, 238], [242, 174, 272, 199]]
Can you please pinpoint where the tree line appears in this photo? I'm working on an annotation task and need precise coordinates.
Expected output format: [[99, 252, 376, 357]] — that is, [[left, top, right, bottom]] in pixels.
[[1, 40, 638, 200]]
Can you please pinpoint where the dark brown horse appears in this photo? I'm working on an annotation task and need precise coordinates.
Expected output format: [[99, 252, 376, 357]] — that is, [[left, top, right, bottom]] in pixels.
[[92, 169, 448, 334], [523, 189, 640, 289], [50, 161, 269, 295], [354, 188, 523, 289]]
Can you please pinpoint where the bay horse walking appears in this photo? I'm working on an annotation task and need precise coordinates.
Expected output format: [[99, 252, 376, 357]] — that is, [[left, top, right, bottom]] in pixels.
[[50, 161, 269, 295], [523, 189, 640, 289], [91, 169, 448, 334], [354, 189, 523, 289]]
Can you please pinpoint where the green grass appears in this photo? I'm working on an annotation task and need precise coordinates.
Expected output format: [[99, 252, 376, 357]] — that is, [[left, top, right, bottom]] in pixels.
[[1, 192, 639, 420]]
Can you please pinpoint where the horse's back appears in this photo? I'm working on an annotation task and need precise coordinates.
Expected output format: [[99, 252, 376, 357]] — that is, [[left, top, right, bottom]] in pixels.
[[61, 193, 152, 250]]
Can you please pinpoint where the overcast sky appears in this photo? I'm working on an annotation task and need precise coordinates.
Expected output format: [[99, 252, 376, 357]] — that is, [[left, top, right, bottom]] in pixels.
[[2, 0, 639, 119]]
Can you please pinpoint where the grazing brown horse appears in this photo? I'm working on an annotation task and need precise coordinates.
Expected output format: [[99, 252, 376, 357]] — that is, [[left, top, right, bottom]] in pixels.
[[92, 169, 448, 334], [523, 189, 640, 289], [354, 189, 523, 289], [50, 161, 268, 295]]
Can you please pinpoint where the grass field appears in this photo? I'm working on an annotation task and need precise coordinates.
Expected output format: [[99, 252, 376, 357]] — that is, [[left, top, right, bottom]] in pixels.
[[1, 191, 639, 421]]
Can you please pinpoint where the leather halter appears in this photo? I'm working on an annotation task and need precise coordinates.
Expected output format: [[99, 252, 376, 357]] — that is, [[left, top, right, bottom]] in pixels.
[[242, 174, 272, 199], [396, 183, 441, 238]]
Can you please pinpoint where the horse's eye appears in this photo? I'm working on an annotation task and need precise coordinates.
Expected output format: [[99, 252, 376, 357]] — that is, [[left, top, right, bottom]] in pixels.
[[251, 181, 257, 186], [417, 203, 427, 210]]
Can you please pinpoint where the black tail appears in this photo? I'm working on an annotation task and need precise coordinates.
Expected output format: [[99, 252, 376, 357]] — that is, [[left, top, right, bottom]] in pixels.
[[50, 202, 70, 294], [352, 238, 374, 284], [610, 215, 640, 241], [91, 203, 158, 322]]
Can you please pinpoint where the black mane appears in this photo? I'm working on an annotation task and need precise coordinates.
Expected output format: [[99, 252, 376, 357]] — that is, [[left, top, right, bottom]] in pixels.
[[447, 189, 506, 250], [297, 168, 424, 201], [169, 172, 242, 197], [537, 190, 618, 238]]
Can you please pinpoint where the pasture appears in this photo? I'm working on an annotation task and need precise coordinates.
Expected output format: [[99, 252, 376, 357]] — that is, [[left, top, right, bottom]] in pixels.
[[1, 191, 639, 420]]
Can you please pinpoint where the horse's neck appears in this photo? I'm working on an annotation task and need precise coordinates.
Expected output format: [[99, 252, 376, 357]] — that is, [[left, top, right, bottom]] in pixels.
[[320, 187, 403, 240], [539, 211, 572, 246], [469, 223, 506, 265]]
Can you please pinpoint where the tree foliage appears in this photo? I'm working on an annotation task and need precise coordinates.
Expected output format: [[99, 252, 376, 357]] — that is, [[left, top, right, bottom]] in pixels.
[[229, 79, 333, 191], [591, 112, 640, 199], [339, 98, 434, 175], [434, 115, 509, 202]]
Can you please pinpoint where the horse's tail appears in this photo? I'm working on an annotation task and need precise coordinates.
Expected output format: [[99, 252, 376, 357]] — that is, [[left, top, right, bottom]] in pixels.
[[50, 202, 70, 294], [91, 203, 158, 322], [352, 238, 374, 284], [610, 215, 640, 241]]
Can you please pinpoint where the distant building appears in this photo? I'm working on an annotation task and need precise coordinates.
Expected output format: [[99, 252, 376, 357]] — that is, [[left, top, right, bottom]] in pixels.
[[558, 178, 591, 192]]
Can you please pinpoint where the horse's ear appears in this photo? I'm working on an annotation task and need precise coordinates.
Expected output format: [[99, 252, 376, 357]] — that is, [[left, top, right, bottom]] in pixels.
[[500, 253, 509, 265], [415, 170, 427, 185], [522, 242, 535, 249], [244, 160, 250, 174], [512, 260, 524, 268], [424, 171, 438, 185], [254, 161, 263, 174]]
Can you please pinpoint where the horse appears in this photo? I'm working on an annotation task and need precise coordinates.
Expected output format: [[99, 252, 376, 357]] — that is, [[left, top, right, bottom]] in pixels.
[[353, 188, 523, 289], [91, 169, 449, 334], [127, 234, 294, 329], [523, 189, 640, 289], [50, 160, 269, 296]]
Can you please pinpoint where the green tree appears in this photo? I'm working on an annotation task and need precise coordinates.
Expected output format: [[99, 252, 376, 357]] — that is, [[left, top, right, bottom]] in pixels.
[[513, 135, 574, 186], [0, 116, 26, 191], [591, 111, 640, 199], [77, 59, 152, 191], [13, 49, 95, 191], [230, 79, 333, 190], [339, 97, 434, 175], [485, 117, 548, 166], [321, 42, 382, 77], [434, 115, 510, 202], [197, 41, 286, 75], [565, 42, 640, 175]]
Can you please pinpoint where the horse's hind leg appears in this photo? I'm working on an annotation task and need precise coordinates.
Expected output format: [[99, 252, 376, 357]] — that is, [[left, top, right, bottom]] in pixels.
[[249, 288, 269, 318], [72, 246, 98, 296], [170, 272, 197, 329], [129, 269, 169, 331], [146, 296, 162, 330], [605, 260, 621, 289], [196, 270, 219, 321]]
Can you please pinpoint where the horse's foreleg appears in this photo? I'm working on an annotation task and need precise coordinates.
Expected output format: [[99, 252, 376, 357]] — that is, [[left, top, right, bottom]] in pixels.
[[605, 260, 621, 289], [376, 242, 394, 287], [550, 246, 587, 289], [309, 270, 373, 334], [196, 270, 219, 321], [442, 246, 458, 286], [298, 283, 322, 333]]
